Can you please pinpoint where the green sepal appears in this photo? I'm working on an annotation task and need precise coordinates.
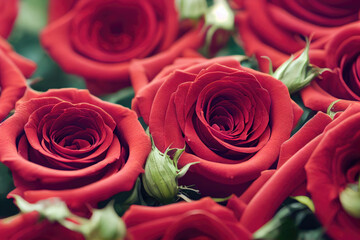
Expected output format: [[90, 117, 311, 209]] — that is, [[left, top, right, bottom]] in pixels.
[[326, 99, 341, 119], [142, 145, 179, 204], [172, 145, 186, 167], [211, 195, 232, 203], [176, 162, 199, 179], [176, 0, 208, 20], [14, 195, 70, 222]]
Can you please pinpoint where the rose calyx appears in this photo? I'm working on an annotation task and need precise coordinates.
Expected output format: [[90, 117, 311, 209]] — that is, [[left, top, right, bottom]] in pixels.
[[267, 40, 326, 94], [142, 133, 199, 204]]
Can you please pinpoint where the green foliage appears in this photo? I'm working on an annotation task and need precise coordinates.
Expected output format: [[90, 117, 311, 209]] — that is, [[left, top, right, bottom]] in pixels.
[[268, 41, 326, 94], [291, 93, 316, 136], [253, 198, 331, 240]]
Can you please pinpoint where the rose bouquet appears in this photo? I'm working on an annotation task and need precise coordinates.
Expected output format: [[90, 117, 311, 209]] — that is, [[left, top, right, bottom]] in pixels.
[[0, 0, 359, 239]]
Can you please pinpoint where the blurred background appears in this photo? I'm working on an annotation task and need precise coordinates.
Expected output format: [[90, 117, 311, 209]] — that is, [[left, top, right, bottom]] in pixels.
[[9, 0, 86, 91]]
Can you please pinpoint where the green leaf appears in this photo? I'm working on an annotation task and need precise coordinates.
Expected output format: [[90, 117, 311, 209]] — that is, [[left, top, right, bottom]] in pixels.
[[100, 87, 134, 108], [101, 178, 148, 216]]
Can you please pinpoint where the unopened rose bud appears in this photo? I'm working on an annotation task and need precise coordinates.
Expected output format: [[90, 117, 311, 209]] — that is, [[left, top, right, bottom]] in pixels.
[[142, 146, 180, 204], [142, 142, 198, 204], [267, 40, 327, 94]]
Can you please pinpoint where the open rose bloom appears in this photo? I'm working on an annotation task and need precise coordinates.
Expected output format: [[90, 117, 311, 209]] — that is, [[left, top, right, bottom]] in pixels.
[[235, 0, 360, 71], [41, 0, 205, 95], [0, 89, 150, 212], [1, 1, 360, 239], [301, 23, 360, 112], [132, 56, 302, 197]]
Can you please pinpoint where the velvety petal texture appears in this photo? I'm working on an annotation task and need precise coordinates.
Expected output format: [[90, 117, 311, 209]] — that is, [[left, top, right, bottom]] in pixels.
[[301, 23, 360, 112], [41, 0, 205, 95], [0, 0, 18, 38], [0, 211, 84, 240], [306, 104, 360, 239], [240, 112, 332, 232], [235, 0, 360, 71], [239, 104, 360, 239], [0, 88, 151, 211], [132, 56, 299, 197], [123, 197, 251, 240], [0, 37, 37, 78]]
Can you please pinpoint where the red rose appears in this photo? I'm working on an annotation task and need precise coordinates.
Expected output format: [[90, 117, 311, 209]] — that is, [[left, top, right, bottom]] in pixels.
[[41, 0, 205, 95], [123, 197, 251, 240], [0, 39, 36, 121], [306, 104, 360, 239], [240, 104, 360, 239], [0, 211, 84, 240], [301, 22, 360, 112], [235, 0, 360, 71], [240, 111, 332, 232], [132, 56, 302, 197], [0, 0, 18, 38], [48, 0, 78, 23], [0, 88, 150, 211]]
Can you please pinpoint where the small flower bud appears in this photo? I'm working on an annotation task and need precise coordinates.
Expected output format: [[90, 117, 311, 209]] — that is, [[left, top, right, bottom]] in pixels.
[[267, 40, 327, 94], [142, 137, 199, 204], [142, 146, 180, 204]]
